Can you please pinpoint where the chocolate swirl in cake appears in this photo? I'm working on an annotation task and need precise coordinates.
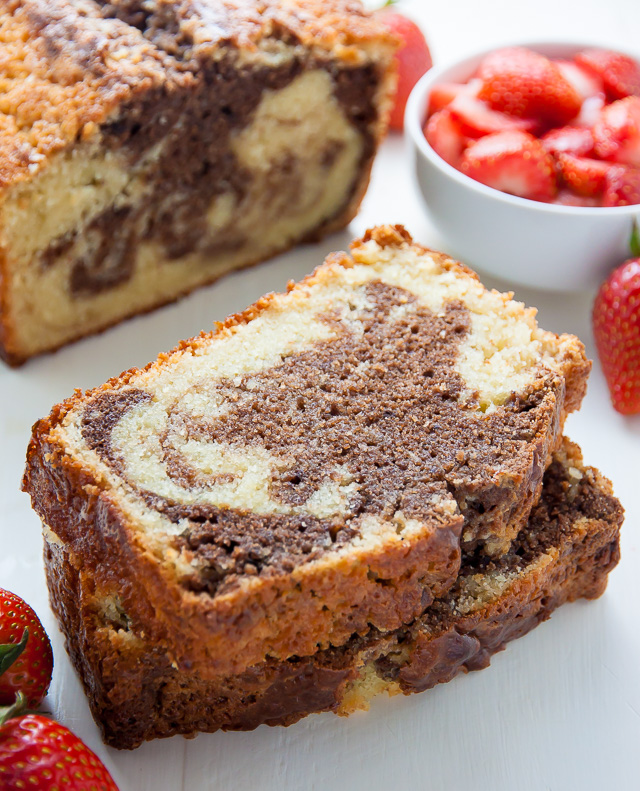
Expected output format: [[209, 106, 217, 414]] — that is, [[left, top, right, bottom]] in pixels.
[[32, 0, 382, 297], [80, 280, 559, 593], [39, 55, 378, 297]]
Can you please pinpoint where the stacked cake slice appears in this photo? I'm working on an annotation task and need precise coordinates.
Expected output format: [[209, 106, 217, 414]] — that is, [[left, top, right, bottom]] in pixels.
[[23, 226, 622, 749]]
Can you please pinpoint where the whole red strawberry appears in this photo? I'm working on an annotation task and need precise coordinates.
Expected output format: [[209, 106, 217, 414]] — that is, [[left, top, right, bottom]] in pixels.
[[0, 710, 119, 790], [0, 590, 53, 708], [376, 5, 432, 131], [593, 245, 640, 415]]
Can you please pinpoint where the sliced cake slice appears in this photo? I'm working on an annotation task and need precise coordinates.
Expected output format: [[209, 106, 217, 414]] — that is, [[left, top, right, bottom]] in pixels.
[[23, 226, 590, 678], [0, 0, 397, 364], [41, 438, 622, 748]]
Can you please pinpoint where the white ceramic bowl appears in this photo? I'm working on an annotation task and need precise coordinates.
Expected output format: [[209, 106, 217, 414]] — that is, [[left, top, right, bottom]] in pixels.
[[405, 42, 640, 291]]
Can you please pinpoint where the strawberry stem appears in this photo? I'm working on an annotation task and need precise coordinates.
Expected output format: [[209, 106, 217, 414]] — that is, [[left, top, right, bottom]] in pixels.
[[630, 221, 640, 258], [0, 691, 27, 728], [0, 628, 28, 677]]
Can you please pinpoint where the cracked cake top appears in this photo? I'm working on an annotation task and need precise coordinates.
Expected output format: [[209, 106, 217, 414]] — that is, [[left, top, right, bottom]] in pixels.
[[0, 0, 396, 187]]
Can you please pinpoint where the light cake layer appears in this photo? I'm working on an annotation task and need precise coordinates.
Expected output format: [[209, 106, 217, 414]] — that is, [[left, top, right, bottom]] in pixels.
[[41, 439, 622, 749], [0, 0, 396, 363], [24, 226, 591, 678]]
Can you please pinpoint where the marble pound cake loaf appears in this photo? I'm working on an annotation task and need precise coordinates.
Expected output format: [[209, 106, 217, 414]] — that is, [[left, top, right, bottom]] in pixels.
[[42, 439, 622, 748], [24, 225, 591, 681], [0, 0, 397, 365]]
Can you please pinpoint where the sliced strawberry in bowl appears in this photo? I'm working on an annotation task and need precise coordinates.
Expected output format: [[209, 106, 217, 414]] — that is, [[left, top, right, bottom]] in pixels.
[[477, 47, 582, 124], [408, 43, 640, 291], [602, 166, 640, 206], [575, 93, 606, 128], [556, 154, 613, 197], [575, 48, 640, 100], [460, 130, 557, 202], [423, 109, 469, 168], [428, 80, 481, 116], [541, 126, 595, 157], [556, 59, 604, 99], [448, 94, 539, 138], [593, 96, 640, 167], [552, 189, 600, 207], [428, 82, 467, 116], [555, 60, 606, 128]]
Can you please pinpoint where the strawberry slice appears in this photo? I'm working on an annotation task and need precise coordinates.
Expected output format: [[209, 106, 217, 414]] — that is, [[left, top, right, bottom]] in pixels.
[[541, 126, 595, 157], [448, 94, 538, 137], [460, 130, 557, 201], [575, 49, 640, 100], [477, 47, 582, 124], [554, 62, 607, 128], [428, 80, 480, 116], [602, 166, 640, 206], [424, 109, 469, 167], [552, 190, 599, 207], [556, 154, 612, 197], [556, 60, 604, 99], [575, 94, 606, 128], [593, 96, 640, 167]]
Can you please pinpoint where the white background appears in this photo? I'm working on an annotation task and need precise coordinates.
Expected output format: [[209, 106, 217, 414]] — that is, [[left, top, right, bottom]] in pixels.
[[1, 1, 639, 789]]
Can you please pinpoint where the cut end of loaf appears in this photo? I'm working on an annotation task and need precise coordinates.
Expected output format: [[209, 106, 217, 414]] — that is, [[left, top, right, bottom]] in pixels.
[[0, 0, 398, 364]]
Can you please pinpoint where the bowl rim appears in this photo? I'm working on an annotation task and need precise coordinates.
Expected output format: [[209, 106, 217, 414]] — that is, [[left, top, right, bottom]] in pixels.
[[405, 39, 640, 217]]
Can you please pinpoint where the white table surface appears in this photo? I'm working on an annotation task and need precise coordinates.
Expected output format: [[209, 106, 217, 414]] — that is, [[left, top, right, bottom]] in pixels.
[[2, 1, 640, 789]]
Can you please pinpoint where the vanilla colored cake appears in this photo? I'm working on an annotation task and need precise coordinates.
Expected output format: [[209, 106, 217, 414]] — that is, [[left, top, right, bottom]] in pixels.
[[41, 439, 622, 748], [0, 0, 397, 364], [24, 226, 591, 687]]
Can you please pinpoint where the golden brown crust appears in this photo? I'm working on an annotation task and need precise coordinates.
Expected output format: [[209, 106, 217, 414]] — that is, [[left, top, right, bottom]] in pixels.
[[0, 1, 176, 189], [0, 248, 11, 361], [559, 342, 593, 415], [101, 0, 399, 55], [41, 442, 622, 748]]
